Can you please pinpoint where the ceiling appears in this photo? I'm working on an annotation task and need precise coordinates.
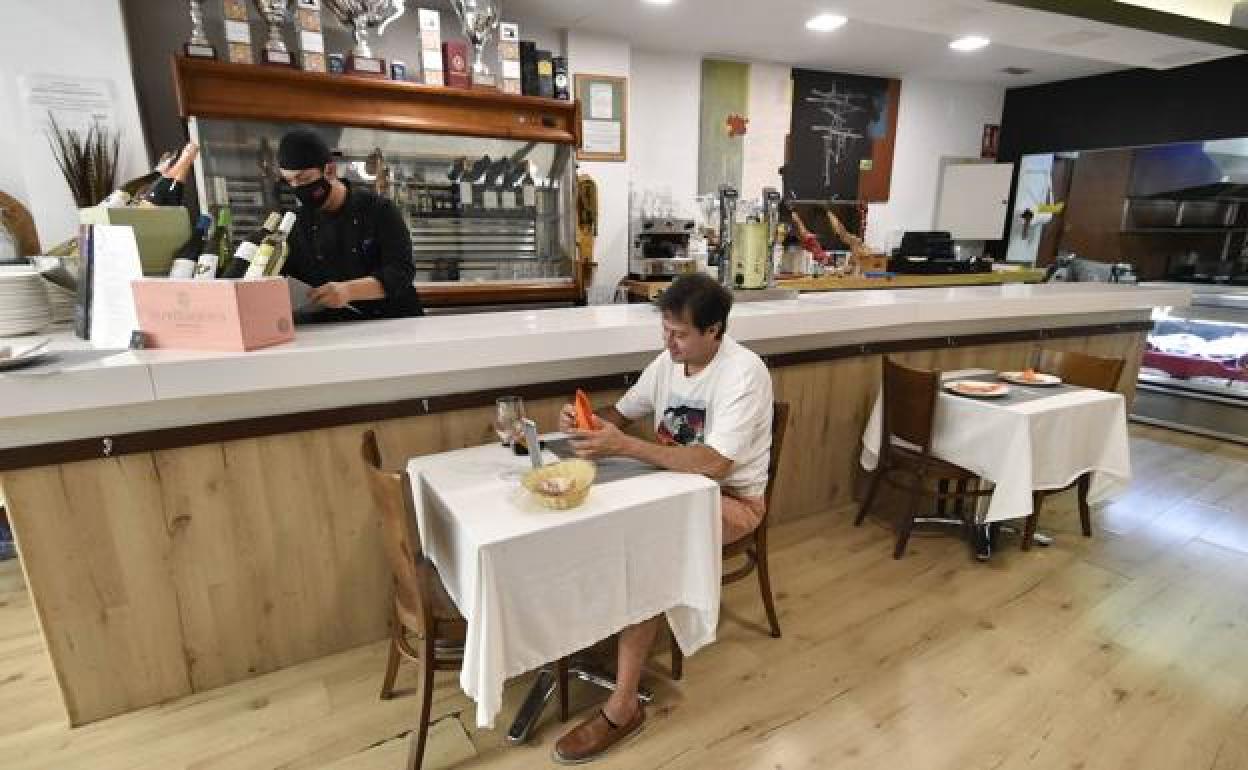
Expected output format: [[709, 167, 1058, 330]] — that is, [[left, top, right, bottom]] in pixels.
[[503, 0, 1248, 86]]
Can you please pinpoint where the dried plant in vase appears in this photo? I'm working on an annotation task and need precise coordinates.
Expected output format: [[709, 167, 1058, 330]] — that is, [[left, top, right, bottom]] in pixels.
[[45, 114, 120, 208]]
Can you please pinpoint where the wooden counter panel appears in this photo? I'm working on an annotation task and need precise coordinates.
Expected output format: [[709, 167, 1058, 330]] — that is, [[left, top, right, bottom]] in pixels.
[[3, 459, 192, 723], [0, 330, 1146, 725]]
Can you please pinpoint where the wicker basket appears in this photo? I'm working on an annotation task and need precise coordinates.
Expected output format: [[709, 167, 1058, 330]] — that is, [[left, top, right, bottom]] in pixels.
[[521, 459, 596, 510]]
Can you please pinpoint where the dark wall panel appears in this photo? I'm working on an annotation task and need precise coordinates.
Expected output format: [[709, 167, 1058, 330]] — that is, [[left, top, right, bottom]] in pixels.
[[991, 54, 1248, 258], [998, 54, 1248, 162]]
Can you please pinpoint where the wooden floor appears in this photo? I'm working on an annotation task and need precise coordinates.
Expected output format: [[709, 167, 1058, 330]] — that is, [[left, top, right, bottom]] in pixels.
[[2, 424, 1247, 770]]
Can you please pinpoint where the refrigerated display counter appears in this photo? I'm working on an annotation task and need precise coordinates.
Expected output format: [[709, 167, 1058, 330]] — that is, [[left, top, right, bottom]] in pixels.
[[1133, 284, 1248, 443]]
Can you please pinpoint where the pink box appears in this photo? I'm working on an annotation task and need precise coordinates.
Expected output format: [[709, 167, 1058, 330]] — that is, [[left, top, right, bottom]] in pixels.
[[131, 278, 294, 352]]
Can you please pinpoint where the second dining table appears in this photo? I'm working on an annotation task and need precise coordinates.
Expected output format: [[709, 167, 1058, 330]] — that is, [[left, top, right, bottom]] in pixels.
[[860, 368, 1132, 555]]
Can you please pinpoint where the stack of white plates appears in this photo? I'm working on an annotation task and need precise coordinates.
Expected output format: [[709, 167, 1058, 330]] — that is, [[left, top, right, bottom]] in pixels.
[[0, 267, 52, 336], [43, 281, 76, 324]]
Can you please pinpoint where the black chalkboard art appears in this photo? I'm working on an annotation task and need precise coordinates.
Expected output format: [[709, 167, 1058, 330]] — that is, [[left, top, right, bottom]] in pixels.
[[787, 69, 900, 203]]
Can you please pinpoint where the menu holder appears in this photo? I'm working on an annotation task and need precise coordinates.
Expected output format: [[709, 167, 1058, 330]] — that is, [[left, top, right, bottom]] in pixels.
[[83, 225, 144, 349]]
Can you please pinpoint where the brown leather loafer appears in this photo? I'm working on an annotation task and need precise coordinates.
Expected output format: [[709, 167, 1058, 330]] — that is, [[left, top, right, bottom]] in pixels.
[[552, 704, 645, 765]]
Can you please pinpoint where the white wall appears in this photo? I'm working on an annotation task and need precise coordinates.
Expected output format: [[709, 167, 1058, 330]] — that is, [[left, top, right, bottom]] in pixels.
[[565, 32, 632, 289], [864, 79, 1005, 249], [607, 49, 1005, 269], [0, 0, 148, 249], [629, 49, 701, 218]]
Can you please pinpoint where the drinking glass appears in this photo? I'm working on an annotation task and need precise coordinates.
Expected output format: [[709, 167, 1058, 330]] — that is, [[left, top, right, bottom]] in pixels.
[[494, 396, 526, 446]]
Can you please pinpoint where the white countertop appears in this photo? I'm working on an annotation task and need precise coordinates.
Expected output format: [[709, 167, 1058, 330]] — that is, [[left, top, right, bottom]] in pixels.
[[0, 283, 1189, 444]]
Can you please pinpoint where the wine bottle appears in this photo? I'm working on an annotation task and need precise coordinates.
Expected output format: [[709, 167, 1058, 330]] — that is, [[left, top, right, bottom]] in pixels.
[[222, 211, 279, 279], [215, 206, 233, 267], [193, 251, 218, 280], [244, 211, 297, 279], [122, 151, 175, 199], [169, 214, 213, 279], [100, 190, 131, 208], [142, 141, 199, 207]]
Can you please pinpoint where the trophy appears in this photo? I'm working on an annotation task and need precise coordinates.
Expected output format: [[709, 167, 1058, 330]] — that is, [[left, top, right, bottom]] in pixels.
[[183, 1, 218, 59], [322, 0, 406, 77], [450, 0, 500, 88], [252, 0, 297, 66]]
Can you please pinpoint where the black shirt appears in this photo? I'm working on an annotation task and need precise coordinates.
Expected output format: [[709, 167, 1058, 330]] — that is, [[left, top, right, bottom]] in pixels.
[[283, 179, 423, 320]]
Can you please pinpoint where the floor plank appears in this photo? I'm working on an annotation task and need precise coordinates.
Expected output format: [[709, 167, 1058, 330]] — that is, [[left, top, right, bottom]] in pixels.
[[1, 424, 1247, 769]]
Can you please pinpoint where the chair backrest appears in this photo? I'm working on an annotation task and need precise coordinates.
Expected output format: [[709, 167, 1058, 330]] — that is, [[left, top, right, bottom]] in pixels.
[[1037, 349, 1125, 392], [881, 357, 941, 452], [763, 401, 791, 512], [361, 430, 433, 635]]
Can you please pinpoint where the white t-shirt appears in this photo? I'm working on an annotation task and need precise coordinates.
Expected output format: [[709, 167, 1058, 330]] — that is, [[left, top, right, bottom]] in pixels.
[[616, 335, 773, 498]]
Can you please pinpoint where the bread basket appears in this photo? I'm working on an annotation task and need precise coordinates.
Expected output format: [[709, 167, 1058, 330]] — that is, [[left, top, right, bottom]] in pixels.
[[521, 459, 596, 510]]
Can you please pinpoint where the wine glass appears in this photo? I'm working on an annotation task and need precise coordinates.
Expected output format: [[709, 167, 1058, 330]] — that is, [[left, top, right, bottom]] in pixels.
[[494, 396, 526, 447]]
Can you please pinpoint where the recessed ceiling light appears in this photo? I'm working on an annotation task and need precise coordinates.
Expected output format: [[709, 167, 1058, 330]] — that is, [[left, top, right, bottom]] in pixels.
[[806, 13, 848, 32], [950, 35, 991, 52], [642, 0, 675, 4]]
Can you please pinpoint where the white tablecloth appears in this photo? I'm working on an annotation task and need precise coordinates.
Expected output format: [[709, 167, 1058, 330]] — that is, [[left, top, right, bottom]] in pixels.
[[861, 370, 1131, 523], [407, 444, 723, 728]]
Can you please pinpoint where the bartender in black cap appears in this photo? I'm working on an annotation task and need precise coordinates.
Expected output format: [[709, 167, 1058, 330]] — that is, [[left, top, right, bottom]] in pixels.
[[276, 129, 423, 321]]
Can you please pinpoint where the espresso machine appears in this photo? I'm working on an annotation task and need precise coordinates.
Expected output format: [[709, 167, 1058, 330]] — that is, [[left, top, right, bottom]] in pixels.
[[628, 218, 698, 279]]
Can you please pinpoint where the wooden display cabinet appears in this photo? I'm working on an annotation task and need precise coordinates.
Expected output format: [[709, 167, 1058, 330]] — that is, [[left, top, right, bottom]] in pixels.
[[173, 57, 585, 308]]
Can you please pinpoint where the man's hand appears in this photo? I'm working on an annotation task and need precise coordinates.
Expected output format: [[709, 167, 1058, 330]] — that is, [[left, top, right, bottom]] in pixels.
[[308, 281, 352, 308], [558, 403, 579, 433], [568, 419, 629, 460]]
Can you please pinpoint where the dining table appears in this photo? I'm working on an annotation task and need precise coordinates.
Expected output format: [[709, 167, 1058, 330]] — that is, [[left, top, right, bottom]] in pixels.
[[406, 440, 724, 733], [860, 368, 1132, 558]]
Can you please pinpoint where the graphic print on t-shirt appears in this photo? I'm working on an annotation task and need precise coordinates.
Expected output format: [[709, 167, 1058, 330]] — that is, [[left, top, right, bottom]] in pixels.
[[657, 398, 707, 446]]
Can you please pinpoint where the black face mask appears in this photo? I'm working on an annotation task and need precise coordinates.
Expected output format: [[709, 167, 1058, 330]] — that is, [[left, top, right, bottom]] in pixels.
[[287, 174, 333, 210]]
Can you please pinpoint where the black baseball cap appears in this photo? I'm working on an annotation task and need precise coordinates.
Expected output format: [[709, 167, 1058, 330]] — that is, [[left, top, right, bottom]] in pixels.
[[278, 129, 332, 171]]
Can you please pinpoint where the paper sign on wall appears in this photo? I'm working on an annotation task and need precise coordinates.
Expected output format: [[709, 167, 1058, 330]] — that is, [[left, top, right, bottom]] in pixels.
[[582, 120, 622, 155], [19, 74, 117, 137], [589, 83, 614, 120]]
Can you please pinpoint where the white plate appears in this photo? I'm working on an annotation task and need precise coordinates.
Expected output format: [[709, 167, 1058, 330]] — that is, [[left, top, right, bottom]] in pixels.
[[999, 371, 1062, 387], [945, 380, 1011, 398]]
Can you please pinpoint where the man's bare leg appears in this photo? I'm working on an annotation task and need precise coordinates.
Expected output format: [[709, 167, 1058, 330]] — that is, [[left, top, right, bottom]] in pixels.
[[603, 616, 660, 724]]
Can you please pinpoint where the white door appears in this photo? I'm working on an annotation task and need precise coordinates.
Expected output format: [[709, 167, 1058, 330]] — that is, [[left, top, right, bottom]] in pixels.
[[935, 162, 1015, 240]]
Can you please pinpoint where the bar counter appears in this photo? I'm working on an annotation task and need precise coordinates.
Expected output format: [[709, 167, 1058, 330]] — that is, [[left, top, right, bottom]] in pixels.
[[0, 282, 1189, 725], [623, 268, 1048, 302]]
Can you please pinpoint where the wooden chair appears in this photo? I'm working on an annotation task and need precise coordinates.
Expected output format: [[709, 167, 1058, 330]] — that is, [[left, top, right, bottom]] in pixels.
[[1021, 350, 1126, 550], [362, 431, 569, 769], [670, 401, 790, 680], [854, 358, 993, 559]]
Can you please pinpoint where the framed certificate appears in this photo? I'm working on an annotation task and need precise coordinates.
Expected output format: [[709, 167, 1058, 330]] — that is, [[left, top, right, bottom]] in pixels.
[[575, 74, 627, 162]]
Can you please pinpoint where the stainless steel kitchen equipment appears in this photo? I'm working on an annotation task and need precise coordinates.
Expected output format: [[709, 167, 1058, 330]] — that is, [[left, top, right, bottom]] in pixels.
[[628, 217, 697, 279]]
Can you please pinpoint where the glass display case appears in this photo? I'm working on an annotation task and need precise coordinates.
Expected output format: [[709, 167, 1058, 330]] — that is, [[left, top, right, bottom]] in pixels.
[[1132, 285, 1248, 443], [174, 57, 583, 309], [195, 119, 577, 288]]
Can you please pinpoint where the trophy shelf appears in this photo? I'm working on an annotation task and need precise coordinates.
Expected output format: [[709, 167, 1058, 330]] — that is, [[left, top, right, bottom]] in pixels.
[[173, 56, 580, 145]]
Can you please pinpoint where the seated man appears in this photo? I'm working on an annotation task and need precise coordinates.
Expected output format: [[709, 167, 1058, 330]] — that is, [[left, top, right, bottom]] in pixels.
[[554, 272, 774, 764]]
